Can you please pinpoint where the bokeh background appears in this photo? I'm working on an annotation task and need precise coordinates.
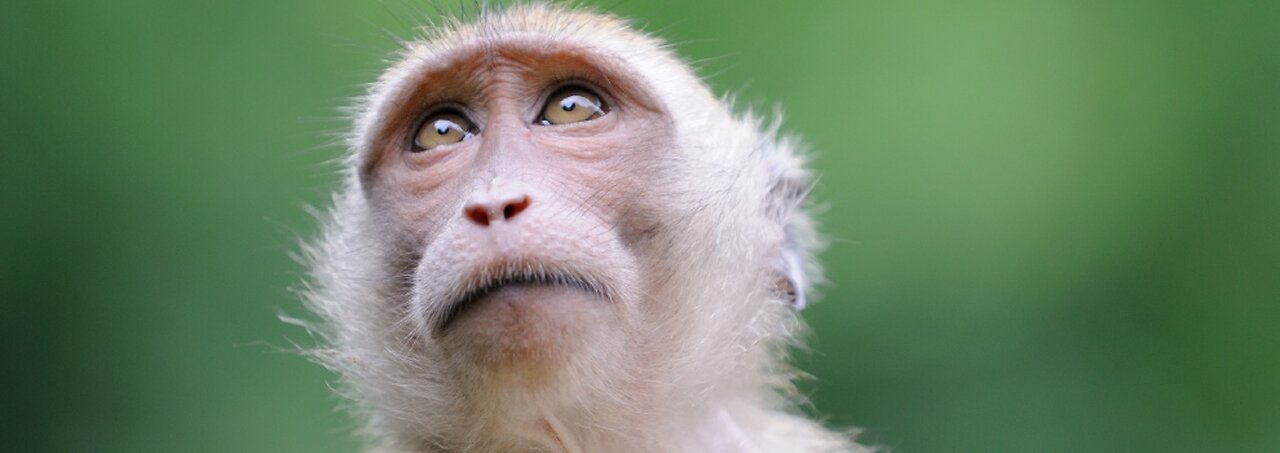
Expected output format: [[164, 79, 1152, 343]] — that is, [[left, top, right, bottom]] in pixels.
[[3, 1, 1278, 452]]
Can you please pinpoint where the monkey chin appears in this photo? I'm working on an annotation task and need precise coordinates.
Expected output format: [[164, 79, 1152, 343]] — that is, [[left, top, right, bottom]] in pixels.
[[439, 283, 620, 386]]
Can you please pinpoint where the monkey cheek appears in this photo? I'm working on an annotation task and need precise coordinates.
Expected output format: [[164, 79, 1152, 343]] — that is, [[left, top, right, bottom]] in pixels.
[[439, 285, 619, 381]]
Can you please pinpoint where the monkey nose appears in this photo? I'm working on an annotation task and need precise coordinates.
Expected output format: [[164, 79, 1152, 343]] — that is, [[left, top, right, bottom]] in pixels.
[[463, 193, 531, 226]]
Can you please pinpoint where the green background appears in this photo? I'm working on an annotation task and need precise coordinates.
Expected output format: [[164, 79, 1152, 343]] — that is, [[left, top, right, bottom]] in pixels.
[[4, 1, 1278, 452]]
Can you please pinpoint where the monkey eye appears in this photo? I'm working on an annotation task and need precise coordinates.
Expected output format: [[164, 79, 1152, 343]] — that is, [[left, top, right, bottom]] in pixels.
[[538, 86, 607, 125], [413, 111, 476, 151]]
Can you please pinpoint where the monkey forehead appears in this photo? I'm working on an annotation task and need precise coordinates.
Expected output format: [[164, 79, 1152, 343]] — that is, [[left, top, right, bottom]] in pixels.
[[350, 4, 720, 175]]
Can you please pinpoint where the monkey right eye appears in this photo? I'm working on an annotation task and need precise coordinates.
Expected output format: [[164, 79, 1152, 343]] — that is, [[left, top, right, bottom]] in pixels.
[[539, 86, 607, 125], [412, 111, 476, 151]]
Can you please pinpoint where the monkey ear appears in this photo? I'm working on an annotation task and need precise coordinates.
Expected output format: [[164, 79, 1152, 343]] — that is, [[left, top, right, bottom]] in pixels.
[[773, 249, 808, 310], [760, 120, 820, 311]]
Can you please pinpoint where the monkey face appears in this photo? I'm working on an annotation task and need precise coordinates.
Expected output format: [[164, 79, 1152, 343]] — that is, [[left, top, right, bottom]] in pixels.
[[359, 41, 678, 374], [303, 6, 846, 450]]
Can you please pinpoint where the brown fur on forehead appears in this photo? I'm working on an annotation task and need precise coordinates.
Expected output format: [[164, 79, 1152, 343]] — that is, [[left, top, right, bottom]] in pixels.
[[407, 2, 644, 50], [358, 42, 666, 183], [356, 9, 670, 184]]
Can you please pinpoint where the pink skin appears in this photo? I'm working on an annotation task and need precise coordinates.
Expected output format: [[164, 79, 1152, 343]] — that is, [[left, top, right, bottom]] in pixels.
[[361, 44, 675, 373]]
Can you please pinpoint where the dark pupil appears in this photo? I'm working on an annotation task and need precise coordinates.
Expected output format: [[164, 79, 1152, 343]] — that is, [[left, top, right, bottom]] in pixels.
[[436, 123, 450, 135], [561, 99, 576, 111]]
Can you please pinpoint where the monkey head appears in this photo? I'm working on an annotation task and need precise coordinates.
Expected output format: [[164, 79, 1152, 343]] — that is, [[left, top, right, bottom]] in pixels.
[[302, 5, 858, 452]]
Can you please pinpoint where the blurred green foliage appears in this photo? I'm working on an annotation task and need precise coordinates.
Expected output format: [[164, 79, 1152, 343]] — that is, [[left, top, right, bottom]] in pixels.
[[3, 1, 1277, 452]]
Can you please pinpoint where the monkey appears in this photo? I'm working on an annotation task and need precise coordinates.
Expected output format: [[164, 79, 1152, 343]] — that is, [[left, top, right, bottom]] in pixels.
[[299, 4, 872, 452]]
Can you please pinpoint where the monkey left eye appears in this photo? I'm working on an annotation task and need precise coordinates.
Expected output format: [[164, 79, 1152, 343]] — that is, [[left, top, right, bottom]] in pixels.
[[538, 86, 607, 125], [413, 111, 476, 151]]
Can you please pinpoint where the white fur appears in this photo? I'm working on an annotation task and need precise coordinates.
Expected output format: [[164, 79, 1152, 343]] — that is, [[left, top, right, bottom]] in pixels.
[[300, 4, 872, 452]]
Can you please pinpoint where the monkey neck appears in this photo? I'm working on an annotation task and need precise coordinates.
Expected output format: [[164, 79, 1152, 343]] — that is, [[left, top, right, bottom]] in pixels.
[[353, 340, 867, 453], [392, 374, 849, 453]]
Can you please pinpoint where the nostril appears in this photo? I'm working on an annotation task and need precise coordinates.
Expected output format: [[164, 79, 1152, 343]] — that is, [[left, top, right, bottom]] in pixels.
[[502, 195, 531, 220], [464, 205, 490, 226], [464, 193, 530, 227]]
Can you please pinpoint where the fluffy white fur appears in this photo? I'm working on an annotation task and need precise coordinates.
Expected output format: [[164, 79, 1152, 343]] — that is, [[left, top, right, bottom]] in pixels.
[[300, 3, 871, 452]]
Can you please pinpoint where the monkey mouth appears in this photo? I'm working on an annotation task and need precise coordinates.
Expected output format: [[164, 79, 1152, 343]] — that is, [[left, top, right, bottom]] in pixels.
[[434, 262, 610, 333]]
